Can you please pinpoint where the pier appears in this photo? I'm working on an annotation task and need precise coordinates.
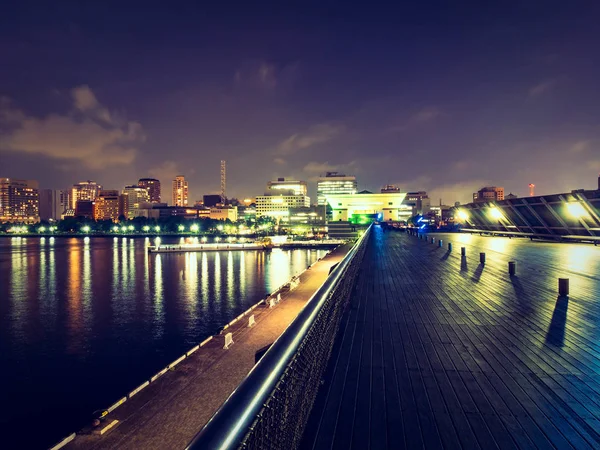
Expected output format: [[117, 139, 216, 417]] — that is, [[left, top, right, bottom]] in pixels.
[[303, 228, 600, 449]]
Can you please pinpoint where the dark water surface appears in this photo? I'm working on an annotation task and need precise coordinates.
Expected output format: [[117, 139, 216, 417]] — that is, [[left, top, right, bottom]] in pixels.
[[0, 236, 326, 448]]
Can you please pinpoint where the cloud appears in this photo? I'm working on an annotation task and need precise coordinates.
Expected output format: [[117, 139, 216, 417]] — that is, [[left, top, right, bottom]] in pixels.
[[276, 123, 344, 155], [273, 157, 286, 165], [148, 160, 182, 183], [390, 106, 442, 132], [0, 86, 144, 169], [528, 79, 556, 97], [302, 161, 359, 181], [568, 140, 590, 154]]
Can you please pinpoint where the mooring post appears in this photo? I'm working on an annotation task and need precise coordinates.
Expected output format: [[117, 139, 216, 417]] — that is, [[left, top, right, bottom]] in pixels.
[[480, 252, 486, 264], [558, 278, 569, 296], [461, 247, 466, 257], [508, 261, 516, 276], [438, 240, 443, 247]]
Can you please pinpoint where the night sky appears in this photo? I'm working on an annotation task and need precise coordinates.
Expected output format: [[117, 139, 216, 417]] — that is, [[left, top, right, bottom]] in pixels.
[[1, 2, 599, 204]]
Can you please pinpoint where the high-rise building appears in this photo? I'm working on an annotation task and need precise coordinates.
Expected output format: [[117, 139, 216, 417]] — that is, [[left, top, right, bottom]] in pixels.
[[39, 189, 63, 221], [256, 178, 310, 218], [172, 175, 188, 206], [123, 185, 150, 218], [0, 178, 40, 223], [473, 186, 504, 203], [93, 190, 123, 222], [71, 180, 102, 209], [267, 178, 308, 196], [75, 200, 94, 219], [317, 172, 357, 206], [138, 178, 161, 203]]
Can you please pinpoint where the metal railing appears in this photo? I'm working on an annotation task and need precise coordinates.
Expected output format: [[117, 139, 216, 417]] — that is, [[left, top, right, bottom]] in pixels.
[[187, 225, 372, 450]]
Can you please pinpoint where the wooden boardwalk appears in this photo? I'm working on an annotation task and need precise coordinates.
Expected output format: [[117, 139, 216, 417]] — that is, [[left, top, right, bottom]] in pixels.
[[303, 227, 600, 449]]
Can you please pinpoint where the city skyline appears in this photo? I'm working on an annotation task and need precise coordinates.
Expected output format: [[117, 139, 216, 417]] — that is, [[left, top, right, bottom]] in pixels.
[[2, 3, 600, 204]]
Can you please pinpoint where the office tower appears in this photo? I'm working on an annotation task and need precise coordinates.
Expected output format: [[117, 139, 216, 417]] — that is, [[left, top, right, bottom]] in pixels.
[[71, 180, 102, 209], [473, 186, 504, 203], [123, 185, 150, 217], [317, 172, 357, 205], [267, 178, 308, 196], [39, 189, 63, 221], [138, 178, 161, 203], [381, 184, 400, 193], [256, 177, 310, 218], [93, 190, 121, 222], [172, 175, 188, 206], [0, 178, 40, 223], [403, 191, 431, 215]]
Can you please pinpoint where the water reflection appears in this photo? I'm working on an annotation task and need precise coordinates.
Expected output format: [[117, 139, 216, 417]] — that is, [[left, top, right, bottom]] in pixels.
[[0, 237, 326, 449]]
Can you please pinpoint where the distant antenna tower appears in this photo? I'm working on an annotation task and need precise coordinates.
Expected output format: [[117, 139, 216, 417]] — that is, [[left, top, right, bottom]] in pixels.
[[528, 183, 535, 197], [220, 160, 226, 202]]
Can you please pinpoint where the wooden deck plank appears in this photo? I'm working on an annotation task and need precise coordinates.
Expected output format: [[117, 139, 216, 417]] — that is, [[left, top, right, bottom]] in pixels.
[[301, 228, 600, 449]]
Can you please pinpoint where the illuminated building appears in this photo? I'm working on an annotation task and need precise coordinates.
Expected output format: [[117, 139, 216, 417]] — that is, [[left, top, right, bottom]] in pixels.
[[71, 180, 102, 209], [381, 184, 400, 193], [93, 190, 125, 222], [209, 206, 238, 221], [325, 192, 408, 223], [138, 178, 161, 203], [473, 186, 504, 203], [267, 178, 307, 196], [123, 185, 150, 218], [172, 175, 188, 206], [317, 172, 357, 206], [403, 191, 431, 215], [0, 178, 40, 223]]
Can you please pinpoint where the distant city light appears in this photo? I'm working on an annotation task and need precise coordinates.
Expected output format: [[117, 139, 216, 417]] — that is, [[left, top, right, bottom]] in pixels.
[[142, 225, 150, 232], [488, 207, 503, 220], [113, 226, 119, 232], [566, 202, 588, 218], [154, 226, 161, 232], [38, 226, 46, 232], [178, 225, 185, 232], [81, 226, 91, 233], [190, 224, 199, 232], [128, 225, 135, 231]]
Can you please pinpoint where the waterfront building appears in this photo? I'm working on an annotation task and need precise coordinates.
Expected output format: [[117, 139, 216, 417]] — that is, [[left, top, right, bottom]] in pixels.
[[172, 175, 189, 206], [93, 190, 125, 222], [256, 178, 310, 218], [123, 185, 150, 218], [138, 178, 161, 203], [317, 172, 357, 206], [0, 178, 40, 223], [209, 206, 238, 221], [70, 180, 102, 209], [473, 186, 504, 203], [325, 192, 409, 223], [39, 189, 63, 221]]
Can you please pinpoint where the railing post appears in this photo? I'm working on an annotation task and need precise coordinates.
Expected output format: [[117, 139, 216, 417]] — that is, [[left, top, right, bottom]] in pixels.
[[448, 243, 452, 252], [508, 261, 516, 276], [558, 278, 569, 296], [461, 247, 466, 257], [480, 252, 486, 264]]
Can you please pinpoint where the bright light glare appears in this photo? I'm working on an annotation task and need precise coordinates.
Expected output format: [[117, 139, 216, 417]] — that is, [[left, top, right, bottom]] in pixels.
[[128, 225, 135, 231], [190, 224, 199, 232], [489, 207, 503, 220], [566, 202, 588, 218], [154, 226, 160, 232], [178, 225, 185, 231], [457, 210, 469, 221], [142, 225, 150, 232], [38, 226, 46, 232], [81, 226, 91, 233]]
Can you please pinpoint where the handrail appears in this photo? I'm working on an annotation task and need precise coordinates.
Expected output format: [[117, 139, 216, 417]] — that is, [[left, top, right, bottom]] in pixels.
[[186, 224, 372, 450]]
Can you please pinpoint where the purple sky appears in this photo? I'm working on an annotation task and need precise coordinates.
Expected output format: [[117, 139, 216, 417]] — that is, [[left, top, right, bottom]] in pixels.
[[1, 2, 599, 204]]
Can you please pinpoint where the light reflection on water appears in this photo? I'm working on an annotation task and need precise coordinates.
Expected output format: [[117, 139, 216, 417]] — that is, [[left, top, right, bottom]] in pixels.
[[0, 236, 326, 449]]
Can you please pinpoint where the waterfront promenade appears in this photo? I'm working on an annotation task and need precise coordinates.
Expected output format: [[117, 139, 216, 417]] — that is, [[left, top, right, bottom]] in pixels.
[[303, 227, 600, 449], [62, 244, 349, 450]]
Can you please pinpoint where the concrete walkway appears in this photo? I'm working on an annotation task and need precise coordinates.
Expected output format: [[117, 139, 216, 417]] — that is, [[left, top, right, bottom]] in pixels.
[[65, 244, 350, 450]]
